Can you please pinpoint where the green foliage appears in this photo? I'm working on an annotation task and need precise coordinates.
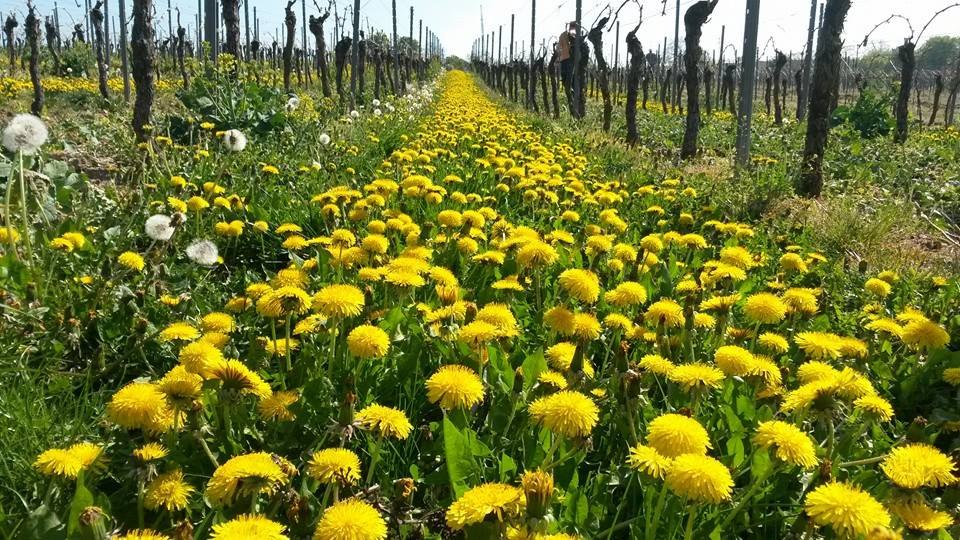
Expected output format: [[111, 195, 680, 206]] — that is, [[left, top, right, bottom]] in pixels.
[[175, 68, 288, 136], [917, 35, 960, 71], [832, 89, 893, 139], [56, 43, 94, 77]]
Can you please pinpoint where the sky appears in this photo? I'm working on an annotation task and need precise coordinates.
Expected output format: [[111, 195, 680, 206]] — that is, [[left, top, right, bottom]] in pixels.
[[4, 0, 959, 66]]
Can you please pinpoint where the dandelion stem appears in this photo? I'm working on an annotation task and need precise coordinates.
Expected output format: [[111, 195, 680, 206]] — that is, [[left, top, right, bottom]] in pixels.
[[716, 465, 773, 533], [193, 431, 220, 468], [606, 476, 633, 540], [284, 313, 293, 375], [3, 154, 17, 258], [366, 435, 383, 485], [838, 455, 886, 468], [683, 505, 698, 540], [646, 481, 669, 540], [136, 475, 146, 528], [18, 151, 35, 267]]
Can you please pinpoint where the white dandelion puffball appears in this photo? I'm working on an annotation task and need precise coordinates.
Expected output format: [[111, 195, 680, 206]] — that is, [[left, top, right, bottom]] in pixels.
[[319, 133, 331, 146], [373, 108, 382, 116], [286, 96, 301, 112], [222, 129, 248, 152], [186, 240, 218, 266], [3, 114, 49, 155], [145, 214, 176, 241], [372, 99, 381, 107], [387, 104, 396, 112], [350, 110, 360, 118]]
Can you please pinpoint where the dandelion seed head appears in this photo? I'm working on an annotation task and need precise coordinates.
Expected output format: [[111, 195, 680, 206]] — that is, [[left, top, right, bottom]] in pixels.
[[185, 240, 218, 266], [3, 113, 49, 155]]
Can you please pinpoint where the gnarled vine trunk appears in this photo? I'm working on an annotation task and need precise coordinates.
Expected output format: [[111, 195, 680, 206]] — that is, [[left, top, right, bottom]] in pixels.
[[4, 15, 17, 75], [587, 18, 613, 132], [773, 51, 787, 125], [131, 0, 155, 142], [625, 26, 642, 146], [283, 1, 296, 92], [548, 48, 560, 119], [44, 17, 61, 75], [799, 0, 851, 197], [91, 2, 109, 99], [334, 37, 351, 100], [894, 41, 915, 144], [221, 0, 240, 58], [309, 12, 331, 98], [680, 0, 718, 160], [26, 5, 43, 115]]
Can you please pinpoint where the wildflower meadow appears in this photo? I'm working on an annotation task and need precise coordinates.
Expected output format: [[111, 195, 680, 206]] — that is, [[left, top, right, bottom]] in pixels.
[[2, 1, 960, 539]]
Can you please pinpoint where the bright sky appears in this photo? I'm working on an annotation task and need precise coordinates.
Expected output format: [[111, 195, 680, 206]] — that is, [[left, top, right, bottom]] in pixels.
[[5, 0, 959, 66]]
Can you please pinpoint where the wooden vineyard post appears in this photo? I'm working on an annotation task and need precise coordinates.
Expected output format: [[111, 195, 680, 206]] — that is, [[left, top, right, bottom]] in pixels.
[[528, 0, 535, 110], [392, 0, 400, 95], [572, 0, 584, 118], [283, 0, 296, 92], [734, 0, 759, 169], [119, 0, 130, 101], [798, 0, 816, 120], [350, 0, 360, 108]]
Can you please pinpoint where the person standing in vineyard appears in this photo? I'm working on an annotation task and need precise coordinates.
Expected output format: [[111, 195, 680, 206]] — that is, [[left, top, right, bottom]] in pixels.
[[558, 21, 577, 110]]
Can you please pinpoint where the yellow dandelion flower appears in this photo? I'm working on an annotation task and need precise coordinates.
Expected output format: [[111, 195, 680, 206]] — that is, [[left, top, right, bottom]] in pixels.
[[558, 269, 600, 303], [259, 390, 299, 422], [865, 278, 892, 297], [307, 448, 362, 485], [256, 286, 311, 318], [313, 284, 365, 319], [804, 482, 890, 539], [604, 281, 648, 307], [158, 322, 201, 342], [901, 319, 950, 350], [794, 331, 843, 360], [668, 363, 725, 393], [206, 358, 272, 399], [758, 332, 789, 354], [714, 345, 756, 377], [211, 515, 287, 540], [665, 454, 733, 504], [426, 365, 484, 409], [528, 391, 599, 438], [346, 325, 390, 359], [645, 299, 685, 328], [446, 483, 525, 530], [313, 499, 387, 540], [743, 293, 788, 324], [118, 251, 146, 272], [144, 469, 194, 511], [107, 382, 175, 433], [205, 452, 289, 506], [646, 413, 711, 458], [881, 444, 956, 489], [178, 339, 224, 375], [627, 444, 673, 479], [753, 421, 818, 469], [356, 404, 413, 440], [888, 499, 953, 532], [133, 443, 169, 463]]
